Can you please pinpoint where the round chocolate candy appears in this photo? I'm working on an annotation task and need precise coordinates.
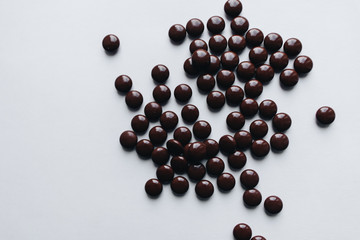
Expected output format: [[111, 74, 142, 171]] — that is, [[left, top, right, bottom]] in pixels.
[[171, 176, 189, 195], [224, 0, 243, 17], [170, 156, 188, 174], [195, 180, 214, 198], [193, 120, 212, 139], [174, 126, 192, 145], [153, 85, 171, 103], [188, 142, 207, 162], [204, 139, 219, 158], [144, 102, 163, 121], [188, 163, 206, 181], [243, 189, 262, 207], [244, 80, 263, 98], [240, 98, 258, 117], [249, 47, 268, 66], [233, 223, 252, 240], [245, 28, 264, 46], [234, 130, 252, 150], [236, 61, 255, 80], [272, 113, 292, 132], [316, 106, 335, 124], [217, 172, 236, 191], [192, 49, 210, 69], [240, 169, 259, 189], [168, 24, 186, 42], [145, 178, 162, 197], [206, 55, 221, 74], [119, 130, 137, 149], [206, 157, 225, 176], [264, 33, 283, 52], [231, 16, 249, 35], [249, 120, 268, 139], [207, 16, 225, 34], [190, 39, 208, 53], [183, 57, 199, 76], [284, 38, 302, 57], [160, 111, 178, 131], [102, 34, 119, 52], [156, 165, 174, 183], [186, 18, 204, 37], [131, 114, 149, 133], [251, 236, 266, 240], [151, 64, 169, 83], [228, 35, 246, 52], [181, 104, 199, 123], [259, 99, 277, 119], [217, 70, 235, 89], [228, 151, 247, 169], [166, 139, 184, 155], [151, 147, 170, 165], [115, 75, 132, 93], [226, 85, 244, 105], [197, 74, 215, 92], [270, 133, 289, 151], [264, 195, 283, 214], [125, 90, 143, 108], [207, 91, 225, 109], [221, 51, 239, 70], [294, 55, 313, 73], [136, 139, 154, 158], [280, 69, 299, 87], [209, 34, 227, 53], [256, 64, 274, 83], [251, 139, 270, 157], [270, 51, 289, 70], [219, 135, 237, 154], [226, 111, 245, 131], [174, 84, 192, 102]]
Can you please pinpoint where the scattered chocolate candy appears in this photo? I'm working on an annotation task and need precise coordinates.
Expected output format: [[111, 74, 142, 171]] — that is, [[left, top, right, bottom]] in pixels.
[[193, 120, 212, 139], [209, 34, 227, 53], [207, 16, 225, 34], [115, 75, 132, 93], [280, 69, 299, 87], [249, 47, 268, 66], [188, 163, 206, 181], [236, 61, 255, 80], [224, 0, 243, 17], [240, 98, 258, 117], [226, 111, 245, 131], [144, 102, 163, 121], [207, 55, 221, 74], [217, 70, 235, 89], [255, 64, 274, 83], [259, 99, 277, 119], [125, 90, 143, 108], [272, 112, 292, 132], [102, 34, 120, 52], [228, 151, 247, 169], [174, 84, 192, 102], [197, 74, 216, 92], [231, 16, 249, 35], [250, 120, 268, 139], [192, 49, 211, 69], [131, 114, 149, 133], [183, 57, 199, 76], [195, 180, 214, 198], [151, 64, 169, 83], [136, 139, 154, 158], [188, 142, 207, 162], [206, 157, 225, 176], [156, 165, 174, 183], [190, 39, 208, 53], [221, 51, 239, 70], [264, 33, 283, 52], [153, 84, 171, 103], [270, 51, 289, 71], [226, 85, 244, 105], [316, 106, 336, 124], [166, 139, 184, 155], [245, 28, 264, 46], [219, 135, 237, 154], [207, 91, 225, 109], [217, 172, 236, 191], [168, 24, 186, 42], [243, 189, 262, 207], [204, 139, 220, 158], [120, 130, 138, 149], [294, 55, 313, 73], [170, 156, 188, 174], [151, 147, 170, 165], [181, 104, 199, 123], [234, 130, 253, 150], [171, 176, 189, 195], [240, 169, 259, 189], [284, 38, 302, 57], [186, 18, 204, 37], [270, 133, 289, 151], [145, 178, 163, 197], [264, 195, 283, 214], [174, 126, 192, 145], [233, 223, 252, 240], [228, 35, 246, 52], [160, 111, 179, 131], [244, 79, 263, 98], [251, 139, 270, 157]]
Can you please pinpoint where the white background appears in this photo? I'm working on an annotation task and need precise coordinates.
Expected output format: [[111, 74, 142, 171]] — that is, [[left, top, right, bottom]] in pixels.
[[0, 0, 360, 239]]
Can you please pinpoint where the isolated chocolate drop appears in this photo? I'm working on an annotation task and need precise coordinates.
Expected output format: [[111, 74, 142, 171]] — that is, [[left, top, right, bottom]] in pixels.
[[294, 55, 313, 73], [145, 178, 162, 197], [224, 0, 243, 17], [280, 69, 299, 87], [259, 99, 277, 119], [284, 38, 302, 57], [264, 195, 283, 214], [316, 106, 336, 124], [151, 64, 169, 83], [115, 75, 132, 93], [168, 24, 186, 42], [270, 133, 289, 151], [102, 34, 120, 52], [226, 111, 245, 131]]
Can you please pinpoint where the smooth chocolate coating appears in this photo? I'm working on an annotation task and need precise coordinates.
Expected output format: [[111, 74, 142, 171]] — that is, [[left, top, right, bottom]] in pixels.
[[204, 139, 220, 158], [272, 113, 292, 132], [251, 139, 270, 157], [280, 69, 299, 87], [153, 85, 171, 104], [206, 55, 221, 74], [233, 223, 252, 240], [166, 139, 184, 155], [181, 104, 199, 123], [217, 172, 236, 191], [174, 84, 192, 102], [228, 151, 247, 169], [264, 195, 283, 214], [195, 180, 214, 198], [316, 106, 335, 124], [270, 133, 289, 151], [160, 111, 178, 131], [170, 156, 188, 174], [207, 16, 225, 34], [259, 99, 277, 119], [151, 147, 170, 165], [224, 0, 243, 17], [264, 33, 283, 52], [284, 38, 302, 57], [102, 34, 119, 52], [207, 91, 225, 109], [270, 51, 289, 70], [256, 64, 274, 83], [244, 80, 263, 98], [156, 165, 174, 183], [217, 70, 235, 89], [168, 24, 186, 42], [228, 35, 246, 52], [236, 61, 255, 80], [115, 75, 132, 92], [144, 102, 163, 121], [120, 130, 137, 149], [234, 130, 252, 149], [219, 135, 237, 154], [231, 16, 249, 35], [190, 39, 208, 53], [192, 49, 210, 69], [197, 74, 215, 92], [209, 34, 227, 53], [226, 85, 244, 105], [183, 57, 199, 76], [294, 55, 313, 73], [206, 157, 225, 176], [226, 111, 245, 131], [251, 236, 266, 240], [240, 98, 258, 117], [243, 189, 262, 207], [250, 120, 268, 139], [145, 178, 162, 197], [136, 139, 154, 158], [174, 126, 192, 145], [125, 90, 143, 108], [249, 47, 268, 66], [193, 120, 212, 139], [186, 18, 204, 37], [131, 114, 149, 133], [171, 176, 189, 194], [245, 28, 264, 46], [188, 142, 207, 162], [221, 51, 239, 70], [240, 169, 259, 189], [183, 143, 191, 160], [151, 64, 169, 83], [187, 163, 206, 181]]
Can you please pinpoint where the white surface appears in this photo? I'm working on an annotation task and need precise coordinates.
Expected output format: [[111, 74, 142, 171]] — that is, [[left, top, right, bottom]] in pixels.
[[0, 0, 360, 239]]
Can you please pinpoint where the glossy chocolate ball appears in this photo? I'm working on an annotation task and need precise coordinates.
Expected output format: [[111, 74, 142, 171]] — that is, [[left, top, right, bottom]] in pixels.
[[131, 114, 149, 133], [270, 51, 289, 70], [236, 61, 255, 80], [151, 147, 170, 165], [272, 113, 292, 132], [168, 24, 186, 42], [233, 223, 252, 240], [183, 57, 199, 76], [181, 104, 199, 123], [136, 139, 154, 158], [259, 99, 277, 119], [316, 106, 335, 124], [186, 18, 204, 37], [217, 172, 236, 191], [187, 163, 206, 181], [234, 130, 252, 150], [216, 70, 235, 89], [206, 55, 221, 74], [226, 111, 245, 131], [264, 33, 283, 52], [224, 0, 243, 17], [270, 133, 289, 151], [145, 178, 162, 197], [207, 91, 225, 109], [156, 165, 174, 183], [228, 35, 246, 52], [245, 28, 264, 46], [249, 120, 268, 139], [231, 16, 249, 35], [171, 176, 189, 195], [115, 75, 132, 93], [251, 139, 270, 157], [226, 85, 244, 105], [204, 139, 220, 158], [249, 47, 268, 66], [119, 130, 137, 149], [240, 98, 258, 117], [264, 195, 283, 214], [174, 126, 192, 145], [192, 49, 210, 69], [102, 34, 120, 52], [170, 156, 188, 174], [125, 90, 143, 108], [244, 80, 263, 98], [280, 69, 299, 87], [221, 51, 239, 70], [197, 74, 215, 92], [284, 38, 302, 57], [160, 111, 178, 131], [255, 64, 274, 83], [174, 84, 192, 102], [151, 64, 169, 83], [243, 189, 262, 207], [195, 180, 214, 198], [166, 139, 184, 156], [190, 39, 208, 53], [240, 169, 259, 189], [209, 34, 227, 53], [153, 85, 171, 103], [219, 135, 237, 154], [188, 142, 207, 162], [144, 102, 163, 121], [294, 55, 313, 73], [193, 120, 212, 139], [149, 126, 167, 145], [228, 151, 247, 169], [206, 157, 225, 176], [207, 16, 225, 34]]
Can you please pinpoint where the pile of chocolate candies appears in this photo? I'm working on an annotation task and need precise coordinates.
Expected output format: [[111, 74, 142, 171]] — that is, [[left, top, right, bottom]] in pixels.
[[107, 0, 335, 239]]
